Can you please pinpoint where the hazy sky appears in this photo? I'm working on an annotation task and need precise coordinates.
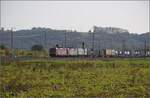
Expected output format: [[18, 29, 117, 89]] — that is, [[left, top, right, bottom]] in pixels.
[[1, 1, 149, 34]]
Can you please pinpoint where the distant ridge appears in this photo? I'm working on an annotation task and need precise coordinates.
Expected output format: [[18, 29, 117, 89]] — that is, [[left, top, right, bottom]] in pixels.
[[0, 27, 150, 50]]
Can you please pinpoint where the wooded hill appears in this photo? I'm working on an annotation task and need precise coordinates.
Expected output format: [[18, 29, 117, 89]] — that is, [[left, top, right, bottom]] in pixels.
[[0, 27, 150, 51]]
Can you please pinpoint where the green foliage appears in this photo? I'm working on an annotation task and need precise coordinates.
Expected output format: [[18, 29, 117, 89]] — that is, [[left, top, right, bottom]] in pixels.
[[0, 59, 150, 97], [31, 44, 44, 51], [0, 44, 7, 50]]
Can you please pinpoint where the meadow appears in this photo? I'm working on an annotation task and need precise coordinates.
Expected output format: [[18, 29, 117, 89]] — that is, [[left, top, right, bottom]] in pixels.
[[0, 58, 150, 98]]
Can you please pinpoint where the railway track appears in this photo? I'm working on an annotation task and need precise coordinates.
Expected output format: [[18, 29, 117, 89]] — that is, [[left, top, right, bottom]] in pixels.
[[1, 56, 150, 64]]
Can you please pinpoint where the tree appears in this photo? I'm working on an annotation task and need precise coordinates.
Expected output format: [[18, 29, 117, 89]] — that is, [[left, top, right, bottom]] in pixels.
[[31, 44, 44, 51], [56, 44, 59, 48], [0, 44, 7, 50], [82, 42, 85, 49]]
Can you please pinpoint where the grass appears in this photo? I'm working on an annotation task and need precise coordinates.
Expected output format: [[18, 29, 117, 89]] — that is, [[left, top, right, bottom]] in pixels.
[[0, 58, 150, 98]]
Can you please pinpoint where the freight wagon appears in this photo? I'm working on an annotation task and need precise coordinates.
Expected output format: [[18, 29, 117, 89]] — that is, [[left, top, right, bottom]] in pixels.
[[99, 49, 144, 57], [50, 48, 150, 58], [49, 48, 88, 57], [99, 49, 117, 57], [49, 48, 67, 57], [100, 49, 150, 57]]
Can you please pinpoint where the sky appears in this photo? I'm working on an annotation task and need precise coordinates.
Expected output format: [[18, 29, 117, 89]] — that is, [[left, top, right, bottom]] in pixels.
[[0, 1, 149, 34]]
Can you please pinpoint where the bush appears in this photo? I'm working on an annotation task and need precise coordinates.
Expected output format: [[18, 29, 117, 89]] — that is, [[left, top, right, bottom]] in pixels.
[[31, 44, 44, 51]]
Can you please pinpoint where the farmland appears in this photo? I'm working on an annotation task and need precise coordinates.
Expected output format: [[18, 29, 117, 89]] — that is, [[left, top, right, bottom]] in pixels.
[[0, 58, 150, 98]]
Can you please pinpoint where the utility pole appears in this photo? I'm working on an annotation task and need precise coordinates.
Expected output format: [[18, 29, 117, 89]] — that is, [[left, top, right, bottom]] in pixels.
[[10, 28, 14, 59], [98, 40, 101, 56], [147, 34, 150, 56], [20, 40, 23, 50], [44, 31, 47, 58], [122, 39, 126, 56], [144, 40, 147, 57], [44, 31, 47, 50], [64, 32, 67, 48], [92, 31, 95, 58], [82, 42, 85, 56], [98, 40, 101, 50], [10, 28, 13, 51]]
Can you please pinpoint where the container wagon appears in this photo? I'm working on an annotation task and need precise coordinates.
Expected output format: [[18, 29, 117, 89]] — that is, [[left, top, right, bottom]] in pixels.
[[49, 48, 67, 57], [100, 49, 117, 57], [49, 48, 88, 57]]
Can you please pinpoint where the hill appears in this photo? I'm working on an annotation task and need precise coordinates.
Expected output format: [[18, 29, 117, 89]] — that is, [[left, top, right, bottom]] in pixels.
[[0, 27, 150, 51]]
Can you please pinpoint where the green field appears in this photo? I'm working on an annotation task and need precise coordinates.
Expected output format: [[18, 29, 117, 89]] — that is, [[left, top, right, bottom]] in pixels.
[[0, 58, 150, 98]]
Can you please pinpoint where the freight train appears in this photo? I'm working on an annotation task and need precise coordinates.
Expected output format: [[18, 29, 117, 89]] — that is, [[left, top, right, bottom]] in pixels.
[[49, 48, 88, 57], [99, 49, 150, 57], [49, 48, 150, 57]]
